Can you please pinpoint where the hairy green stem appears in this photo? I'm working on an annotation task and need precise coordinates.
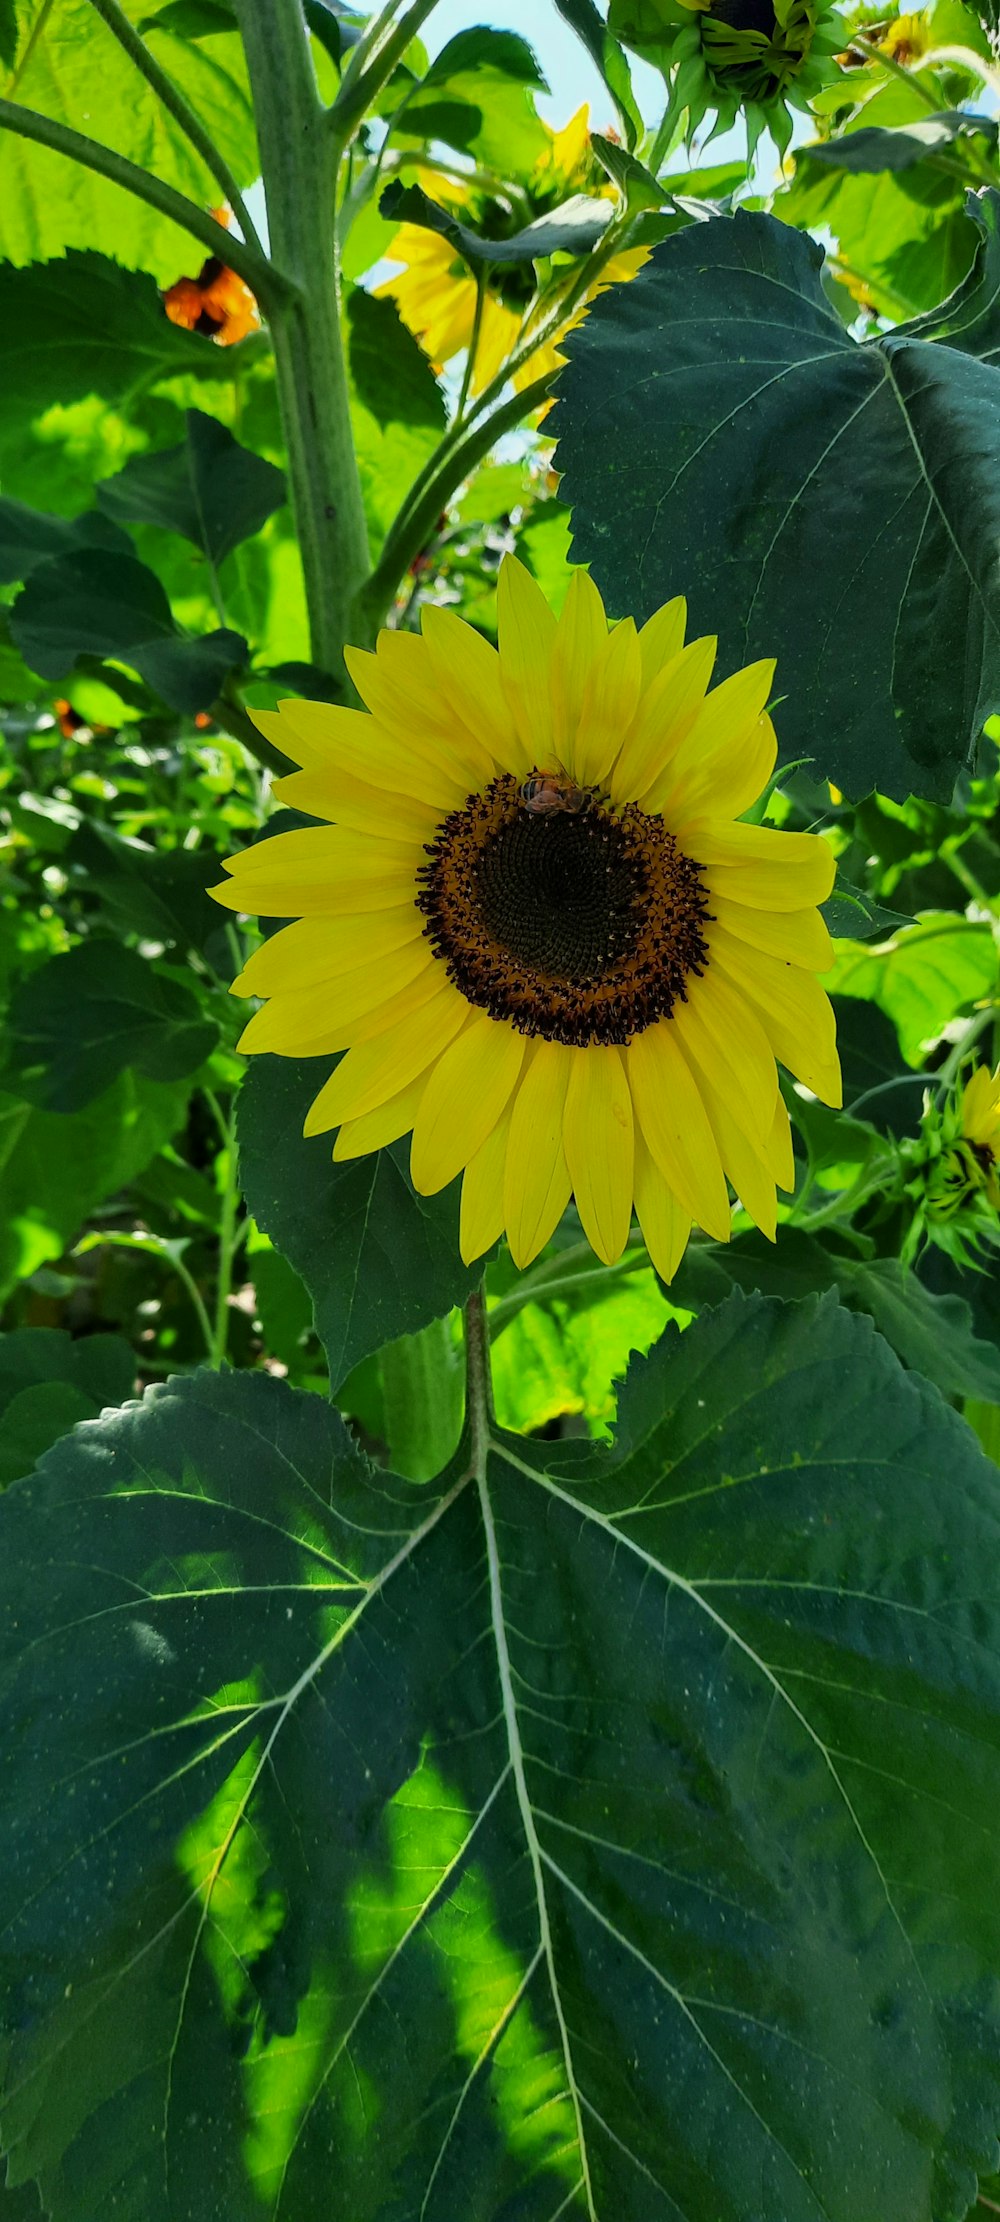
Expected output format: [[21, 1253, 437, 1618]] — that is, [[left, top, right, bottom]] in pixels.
[[0, 96, 279, 301], [464, 1284, 495, 1456], [234, 0, 371, 681], [357, 371, 554, 631], [85, 0, 265, 253], [331, 0, 442, 148]]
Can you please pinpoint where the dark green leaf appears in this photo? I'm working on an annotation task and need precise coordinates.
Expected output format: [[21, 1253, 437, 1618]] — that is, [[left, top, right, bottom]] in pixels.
[[822, 878, 911, 941], [4, 1303, 1000, 2216], [66, 821, 221, 955], [0, 0, 18, 69], [97, 410, 285, 568], [831, 994, 925, 1132], [137, 1, 238, 32], [0, 1327, 135, 1489], [3, 942, 218, 1110], [0, 497, 130, 586], [590, 131, 665, 209], [554, 195, 1000, 801], [344, 285, 445, 431], [236, 1054, 483, 1386], [396, 28, 551, 175], [0, 1068, 193, 1303], [797, 111, 997, 171], [421, 25, 546, 88], [379, 180, 611, 266], [9, 548, 247, 712], [0, 254, 253, 463], [553, 0, 642, 148]]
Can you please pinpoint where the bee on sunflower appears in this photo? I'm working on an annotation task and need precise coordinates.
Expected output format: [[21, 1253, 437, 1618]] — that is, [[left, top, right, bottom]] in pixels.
[[610, 0, 847, 153], [376, 107, 649, 400], [213, 558, 839, 1284]]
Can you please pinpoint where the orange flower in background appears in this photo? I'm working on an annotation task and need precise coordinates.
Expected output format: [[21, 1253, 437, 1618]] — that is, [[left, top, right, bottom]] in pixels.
[[162, 207, 260, 346]]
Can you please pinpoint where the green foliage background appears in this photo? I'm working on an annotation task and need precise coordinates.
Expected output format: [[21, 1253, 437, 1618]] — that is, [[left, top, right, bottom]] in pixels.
[[1, 1, 1000, 2217]]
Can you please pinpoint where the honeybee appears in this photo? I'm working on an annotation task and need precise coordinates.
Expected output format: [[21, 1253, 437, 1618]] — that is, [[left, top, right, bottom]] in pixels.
[[520, 772, 593, 816]]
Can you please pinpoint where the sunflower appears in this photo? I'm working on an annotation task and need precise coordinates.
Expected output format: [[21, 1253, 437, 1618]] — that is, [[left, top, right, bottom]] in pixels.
[[213, 559, 840, 1281], [610, 0, 846, 152], [376, 109, 649, 399], [960, 1062, 1000, 1211]]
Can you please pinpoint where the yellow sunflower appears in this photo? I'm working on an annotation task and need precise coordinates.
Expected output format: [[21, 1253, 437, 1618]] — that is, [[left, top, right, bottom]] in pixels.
[[213, 558, 840, 1281], [376, 108, 649, 399], [960, 1061, 1000, 1210]]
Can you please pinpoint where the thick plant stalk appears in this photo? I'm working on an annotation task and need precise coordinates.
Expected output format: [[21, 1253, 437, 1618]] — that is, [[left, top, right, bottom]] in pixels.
[[232, 0, 371, 683]]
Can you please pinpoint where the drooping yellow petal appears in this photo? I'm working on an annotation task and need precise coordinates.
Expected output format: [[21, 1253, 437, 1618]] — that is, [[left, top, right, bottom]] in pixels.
[[632, 1131, 692, 1284], [497, 553, 559, 768], [669, 969, 778, 1144], [694, 822, 836, 910], [332, 1075, 428, 1160], [503, 1042, 572, 1268], [231, 909, 422, 1000], [637, 597, 686, 686], [766, 1094, 796, 1191], [698, 1075, 778, 1240], [549, 568, 608, 765], [711, 896, 834, 973], [271, 765, 440, 839], [237, 940, 432, 1056], [610, 636, 717, 806], [628, 1024, 731, 1242], [572, 617, 642, 790], [563, 1044, 634, 1265], [419, 605, 521, 771], [668, 711, 778, 831], [410, 1012, 525, 1195], [302, 978, 469, 1134], [711, 929, 842, 1105], [460, 1101, 513, 1263]]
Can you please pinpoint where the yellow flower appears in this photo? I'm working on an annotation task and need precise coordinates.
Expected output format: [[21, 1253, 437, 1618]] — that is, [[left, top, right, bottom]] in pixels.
[[961, 1061, 1000, 1209], [375, 108, 649, 399], [213, 559, 840, 1280]]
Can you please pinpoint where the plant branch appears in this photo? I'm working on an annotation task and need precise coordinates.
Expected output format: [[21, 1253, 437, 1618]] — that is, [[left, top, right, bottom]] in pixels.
[[84, 0, 266, 255], [330, 0, 441, 149], [463, 1283, 494, 1457], [356, 371, 555, 630], [0, 96, 283, 304]]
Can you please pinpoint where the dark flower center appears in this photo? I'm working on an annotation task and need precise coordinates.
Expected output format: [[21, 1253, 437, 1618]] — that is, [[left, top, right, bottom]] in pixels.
[[416, 773, 712, 1048], [707, 0, 777, 30]]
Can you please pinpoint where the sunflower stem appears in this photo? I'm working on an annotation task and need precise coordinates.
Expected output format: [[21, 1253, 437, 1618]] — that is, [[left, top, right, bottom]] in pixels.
[[232, 0, 371, 682], [380, 1318, 465, 1481], [464, 1284, 495, 1457]]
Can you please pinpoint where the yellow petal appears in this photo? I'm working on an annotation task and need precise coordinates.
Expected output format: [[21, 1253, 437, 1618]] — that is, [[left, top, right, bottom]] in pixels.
[[710, 930, 841, 1106], [669, 969, 778, 1144], [410, 1013, 525, 1195], [610, 636, 717, 807], [419, 606, 521, 772], [563, 1045, 634, 1265], [698, 1075, 777, 1240], [637, 597, 686, 687], [669, 711, 778, 831], [332, 1075, 428, 1160], [237, 942, 432, 1056], [347, 637, 495, 790], [627, 1024, 731, 1242], [222, 826, 416, 881], [503, 1042, 573, 1268], [268, 697, 467, 813], [573, 617, 642, 790], [497, 553, 558, 768], [673, 660, 776, 779], [211, 860, 417, 919], [549, 568, 607, 764], [766, 1095, 796, 1191], [460, 1101, 512, 1263], [271, 765, 439, 839], [231, 909, 422, 999], [632, 1131, 692, 1284], [711, 896, 834, 973], [694, 822, 836, 910], [302, 979, 469, 1133]]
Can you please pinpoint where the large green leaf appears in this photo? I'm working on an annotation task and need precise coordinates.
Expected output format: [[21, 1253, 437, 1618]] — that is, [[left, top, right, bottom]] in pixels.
[[2, 941, 218, 1110], [828, 912, 998, 1062], [0, 1065, 192, 1301], [236, 1053, 483, 1387], [9, 546, 247, 710], [0, 498, 130, 584], [554, 193, 1000, 802], [4, 1301, 1000, 2217], [379, 179, 612, 266], [96, 409, 286, 566], [0, 254, 253, 466], [0, 1327, 135, 1488], [0, 0, 257, 278], [393, 26, 551, 177]]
